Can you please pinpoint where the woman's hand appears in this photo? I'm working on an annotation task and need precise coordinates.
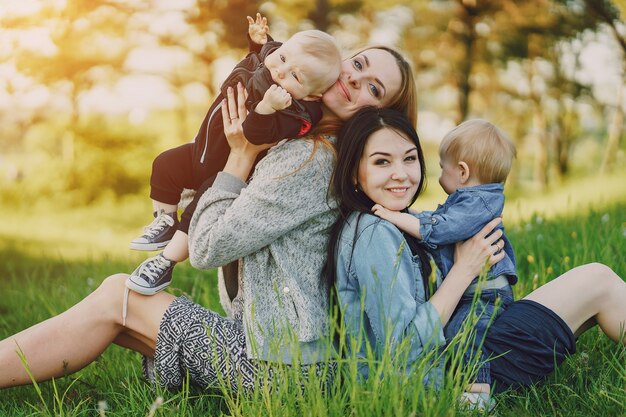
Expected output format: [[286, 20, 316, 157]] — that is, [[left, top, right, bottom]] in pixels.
[[429, 217, 506, 325], [222, 83, 276, 181], [454, 217, 506, 279]]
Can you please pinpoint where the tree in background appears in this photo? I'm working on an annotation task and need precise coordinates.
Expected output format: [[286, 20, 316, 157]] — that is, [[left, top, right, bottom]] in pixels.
[[0, 0, 623, 204], [406, 0, 620, 187], [0, 0, 260, 204], [1, 1, 151, 203], [585, 0, 625, 174]]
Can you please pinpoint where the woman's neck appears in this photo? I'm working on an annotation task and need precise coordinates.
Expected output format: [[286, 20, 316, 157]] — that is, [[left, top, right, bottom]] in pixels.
[[320, 105, 342, 125]]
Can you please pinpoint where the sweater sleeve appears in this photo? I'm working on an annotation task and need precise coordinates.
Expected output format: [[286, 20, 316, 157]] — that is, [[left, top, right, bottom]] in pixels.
[[418, 192, 502, 249], [188, 139, 333, 269], [350, 220, 445, 358]]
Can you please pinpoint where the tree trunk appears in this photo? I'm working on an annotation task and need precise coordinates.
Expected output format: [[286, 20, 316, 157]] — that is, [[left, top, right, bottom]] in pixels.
[[554, 99, 576, 179], [455, 2, 477, 124], [62, 131, 75, 164], [527, 57, 549, 188], [600, 82, 624, 174], [309, 0, 331, 31], [532, 106, 548, 188]]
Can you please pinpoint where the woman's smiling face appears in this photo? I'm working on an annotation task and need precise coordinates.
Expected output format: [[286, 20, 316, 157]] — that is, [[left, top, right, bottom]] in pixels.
[[357, 127, 422, 211], [322, 48, 402, 121]]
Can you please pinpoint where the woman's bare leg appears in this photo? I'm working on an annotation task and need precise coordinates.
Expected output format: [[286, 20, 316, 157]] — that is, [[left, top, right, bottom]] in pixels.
[[0, 274, 176, 388], [524, 263, 626, 343], [114, 333, 154, 357]]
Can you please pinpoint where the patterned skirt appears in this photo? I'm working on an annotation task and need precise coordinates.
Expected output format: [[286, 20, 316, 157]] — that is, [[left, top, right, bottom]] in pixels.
[[143, 296, 335, 392]]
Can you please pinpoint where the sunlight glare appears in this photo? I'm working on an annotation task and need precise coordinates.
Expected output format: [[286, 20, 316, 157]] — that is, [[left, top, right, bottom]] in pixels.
[[0, 0, 43, 18], [17, 28, 57, 56]]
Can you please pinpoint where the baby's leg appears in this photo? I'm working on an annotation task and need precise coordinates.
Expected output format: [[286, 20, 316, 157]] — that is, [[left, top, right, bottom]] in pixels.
[[463, 288, 513, 397], [158, 175, 217, 263], [161, 230, 190, 263], [152, 201, 178, 214], [464, 301, 493, 408], [130, 144, 196, 251], [467, 383, 490, 394], [150, 143, 197, 208], [178, 174, 216, 234]]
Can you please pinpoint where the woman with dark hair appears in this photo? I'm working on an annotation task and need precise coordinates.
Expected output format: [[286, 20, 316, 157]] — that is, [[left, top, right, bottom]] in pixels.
[[329, 106, 625, 407]]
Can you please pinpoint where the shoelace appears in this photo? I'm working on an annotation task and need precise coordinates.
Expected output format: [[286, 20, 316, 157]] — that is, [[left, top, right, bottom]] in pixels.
[[140, 255, 171, 284], [143, 211, 175, 238]]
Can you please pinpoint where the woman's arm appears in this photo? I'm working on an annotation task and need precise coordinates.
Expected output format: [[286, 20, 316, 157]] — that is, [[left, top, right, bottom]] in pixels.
[[428, 217, 505, 325], [221, 83, 274, 181], [189, 83, 334, 269]]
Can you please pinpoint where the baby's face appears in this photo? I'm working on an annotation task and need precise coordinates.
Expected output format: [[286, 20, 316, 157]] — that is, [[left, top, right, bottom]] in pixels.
[[264, 38, 327, 100], [438, 158, 462, 195]]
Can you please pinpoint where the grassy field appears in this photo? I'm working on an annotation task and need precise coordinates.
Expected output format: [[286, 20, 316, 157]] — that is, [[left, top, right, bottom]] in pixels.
[[0, 173, 625, 416]]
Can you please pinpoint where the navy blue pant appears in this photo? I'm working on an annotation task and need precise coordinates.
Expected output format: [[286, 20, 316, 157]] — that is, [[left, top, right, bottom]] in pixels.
[[444, 286, 514, 384]]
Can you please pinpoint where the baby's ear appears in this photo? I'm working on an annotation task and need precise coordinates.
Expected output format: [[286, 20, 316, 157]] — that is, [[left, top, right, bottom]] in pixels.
[[458, 161, 470, 184], [301, 93, 323, 101]]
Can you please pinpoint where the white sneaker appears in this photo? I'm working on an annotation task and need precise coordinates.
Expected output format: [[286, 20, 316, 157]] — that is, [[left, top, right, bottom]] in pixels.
[[460, 392, 496, 412], [129, 210, 178, 251], [126, 253, 176, 295]]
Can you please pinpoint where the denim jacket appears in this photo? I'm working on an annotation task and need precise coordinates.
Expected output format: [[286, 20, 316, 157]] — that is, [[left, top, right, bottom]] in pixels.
[[335, 211, 445, 385], [416, 183, 517, 285]]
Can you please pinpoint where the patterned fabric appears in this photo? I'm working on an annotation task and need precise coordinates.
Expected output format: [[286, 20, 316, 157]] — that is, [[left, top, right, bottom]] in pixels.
[[143, 297, 336, 392]]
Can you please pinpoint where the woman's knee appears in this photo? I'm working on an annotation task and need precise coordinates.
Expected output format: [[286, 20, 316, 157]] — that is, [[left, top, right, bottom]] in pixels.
[[574, 263, 622, 301], [94, 274, 129, 306], [584, 263, 620, 286], [99, 273, 128, 291]]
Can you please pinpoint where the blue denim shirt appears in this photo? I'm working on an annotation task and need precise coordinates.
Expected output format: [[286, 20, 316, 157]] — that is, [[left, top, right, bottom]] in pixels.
[[335, 211, 445, 385], [416, 183, 517, 285]]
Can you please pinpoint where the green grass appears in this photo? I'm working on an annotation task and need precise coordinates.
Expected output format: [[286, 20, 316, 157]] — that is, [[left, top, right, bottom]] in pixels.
[[2, 168, 626, 262], [0, 195, 625, 416]]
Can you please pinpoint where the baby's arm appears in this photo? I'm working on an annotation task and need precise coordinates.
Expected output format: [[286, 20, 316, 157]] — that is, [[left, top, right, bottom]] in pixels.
[[243, 98, 322, 144], [255, 84, 292, 115], [372, 204, 422, 239], [419, 192, 503, 248], [247, 13, 269, 45]]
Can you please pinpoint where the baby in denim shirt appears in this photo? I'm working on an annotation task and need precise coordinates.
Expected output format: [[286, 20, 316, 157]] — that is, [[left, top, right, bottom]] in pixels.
[[373, 119, 517, 400]]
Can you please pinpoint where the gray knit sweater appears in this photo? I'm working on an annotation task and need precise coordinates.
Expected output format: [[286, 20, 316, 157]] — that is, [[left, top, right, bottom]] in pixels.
[[189, 137, 338, 364]]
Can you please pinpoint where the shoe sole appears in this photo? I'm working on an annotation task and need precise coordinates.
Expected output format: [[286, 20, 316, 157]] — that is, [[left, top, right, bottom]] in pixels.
[[125, 277, 171, 296], [129, 240, 171, 251]]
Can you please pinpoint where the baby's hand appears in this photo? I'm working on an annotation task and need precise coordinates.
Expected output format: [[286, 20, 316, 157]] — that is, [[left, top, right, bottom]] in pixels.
[[372, 204, 396, 222], [373, 204, 422, 239], [247, 13, 269, 45], [257, 85, 292, 113]]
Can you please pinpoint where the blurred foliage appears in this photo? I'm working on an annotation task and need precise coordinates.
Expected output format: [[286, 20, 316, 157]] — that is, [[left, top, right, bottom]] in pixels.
[[2, 116, 156, 205], [0, 0, 624, 206]]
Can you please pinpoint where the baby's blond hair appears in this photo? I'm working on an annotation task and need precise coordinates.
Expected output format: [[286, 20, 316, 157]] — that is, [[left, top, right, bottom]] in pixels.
[[288, 30, 341, 94], [439, 119, 516, 184]]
